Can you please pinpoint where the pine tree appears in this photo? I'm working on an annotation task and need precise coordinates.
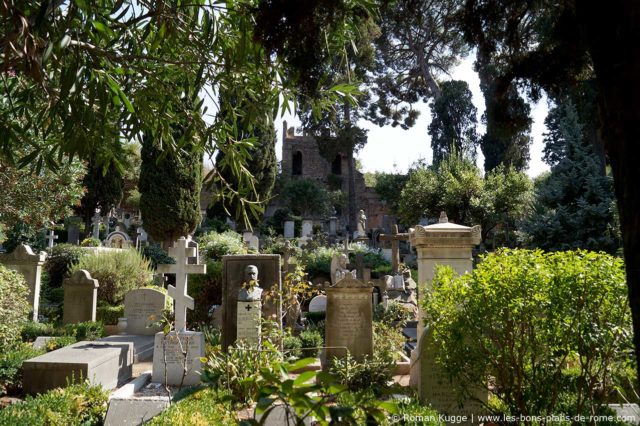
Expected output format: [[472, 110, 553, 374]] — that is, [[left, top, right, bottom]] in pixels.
[[521, 99, 620, 253]]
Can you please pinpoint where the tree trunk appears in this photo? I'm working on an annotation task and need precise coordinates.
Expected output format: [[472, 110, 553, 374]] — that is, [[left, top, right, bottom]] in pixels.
[[579, 0, 640, 381], [347, 146, 357, 233]]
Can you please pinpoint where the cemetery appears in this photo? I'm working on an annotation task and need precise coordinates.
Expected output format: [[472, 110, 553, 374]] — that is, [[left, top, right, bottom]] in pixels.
[[1, 1, 639, 425]]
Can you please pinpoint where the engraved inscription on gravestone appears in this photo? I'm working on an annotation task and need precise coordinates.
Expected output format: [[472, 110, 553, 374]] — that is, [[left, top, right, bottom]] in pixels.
[[152, 331, 204, 386], [124, 288, 166, 335], [236, 301, 261, 345]]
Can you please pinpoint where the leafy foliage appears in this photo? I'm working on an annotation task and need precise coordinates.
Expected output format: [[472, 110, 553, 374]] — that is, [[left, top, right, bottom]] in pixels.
[[0, 381, 108, 425], [0, 343, 45, 396], [147, 388, 235, 425], [281, 178, 333, 219], [198, 230, 247, 261], [45, 244, 86, 288], [520, 100, 620, 253], [425, 249, 634, 418], [80, 237, 101, 247], [142, 245, 175, 269], [96, 304, 124, 325], [371, 172, 409, 216], [72, 250, 153, 305], [0, 265, 31, 350]]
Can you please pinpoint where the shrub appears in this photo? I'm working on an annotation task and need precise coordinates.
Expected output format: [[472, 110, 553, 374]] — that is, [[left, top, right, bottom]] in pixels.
[[198, 230, 247, 261], [0, 343, 45, 396], [80, 237, 101, 247], [189, 260, 223, 323], [0, 381, 108, 425], [64, 321, 105, 341], [45, 244, 86, 288], [299, 329, 323, 358], [425, 249, 634, 419], [21, 322, 58, 342], [147, 387, 234, 425], [373, 301, 414, 325], [71, 249, 153, 305], [300, 246, 339, 279], [283, 334, 302, 359], [96, 304, 124, 325], [304, 310, 326, 325], [45, 336, 77, 352], [142, 244, 175, 269], [0, 264, 31, 350]]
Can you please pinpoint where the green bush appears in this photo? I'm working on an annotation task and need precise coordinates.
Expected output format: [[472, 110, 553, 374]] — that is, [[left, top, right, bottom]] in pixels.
[[45, 244, 86, 288], [21, 322, 58, 341], [425, 249, 634, 419], [304, 310, 326, 325], [283, 334, 302, 359], [142, 244, 175, 269], [147, 387, 234, 425], [0, 264, 31, 350], [45, 336, 77, 352], [71, 249, 153, 305], [80, 237, 101, 247], [300, 246, 340, 279], [0, 381, 108, 425], [0, 343, 45, 396], [299, 329, 323, 357], [373, 301, 414, 325], [96, 304, 124, 325], [189, 260, 223, 323], [198, 230, 247, 261], [64, 321, 105, 341]]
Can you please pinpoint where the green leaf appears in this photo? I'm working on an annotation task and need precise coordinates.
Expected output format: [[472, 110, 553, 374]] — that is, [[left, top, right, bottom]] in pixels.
[[60, 35, 71, 49], [92, 21, 108, 33], [286, 357, 316, 372], [293, 371, 315, 386]]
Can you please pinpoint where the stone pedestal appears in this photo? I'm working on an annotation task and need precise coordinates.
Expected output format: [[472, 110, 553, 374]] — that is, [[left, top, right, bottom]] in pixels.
[[325, 277, 373, 363], [237, 301, 261, 345], [152, 331, 204, 386]]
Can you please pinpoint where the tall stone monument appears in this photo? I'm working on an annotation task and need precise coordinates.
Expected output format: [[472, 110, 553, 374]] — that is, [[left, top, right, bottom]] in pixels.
[[236, 265, 262, 346], [63, 270, 99, 324], [324, 276, 373, 363], [0, 243, 47, 321], [152, 237, 207, 386], [409, 212, 484, 419]]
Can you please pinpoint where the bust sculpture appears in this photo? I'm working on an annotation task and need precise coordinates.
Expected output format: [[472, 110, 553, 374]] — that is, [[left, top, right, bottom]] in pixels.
[[238, 264, 263, 301]]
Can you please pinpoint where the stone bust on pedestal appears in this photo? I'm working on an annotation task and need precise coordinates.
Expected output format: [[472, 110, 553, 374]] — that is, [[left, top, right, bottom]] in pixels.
[[238, 264, 263, 301]]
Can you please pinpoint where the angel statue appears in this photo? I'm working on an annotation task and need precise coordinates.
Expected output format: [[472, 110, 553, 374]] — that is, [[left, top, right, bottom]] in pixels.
[[330, 253, 357, 286]]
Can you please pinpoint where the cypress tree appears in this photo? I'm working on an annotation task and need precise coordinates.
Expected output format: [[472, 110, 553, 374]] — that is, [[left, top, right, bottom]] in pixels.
[[139, 133, 203, 246]]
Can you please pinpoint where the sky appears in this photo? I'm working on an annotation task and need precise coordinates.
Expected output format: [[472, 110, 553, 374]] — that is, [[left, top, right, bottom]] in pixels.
[[274, 56, 551, 178]]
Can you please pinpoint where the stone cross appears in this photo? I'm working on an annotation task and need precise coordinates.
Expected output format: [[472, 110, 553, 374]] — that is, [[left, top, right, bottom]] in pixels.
[[46, 229, 58, 249], [379, 225, 410, 274], [91, 211, 102, 239], [282, 240, 295, 272], [157, 237, 206, 332]]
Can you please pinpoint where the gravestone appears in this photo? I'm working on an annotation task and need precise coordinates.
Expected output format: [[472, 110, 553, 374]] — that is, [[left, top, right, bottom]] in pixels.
[[105, 228, 131, 248], [63, 269, 99, 324], [328, 216, 338, 236], [325, 276, 373, 362], [153, 237, 206, 385], [301, 220, 313, 238], [308, 295, 327, 312], [124, 288, 166, 335], [23, 340, 133, 395], [151, 331, 204, 386], [237, 300, 261, 345], [67, 221, 80, 245], [123, 213, 131, 228], [283, 220, 295, 239], [92, 211, 102, 239], [136, 227, 148, 248], [0, 243, 47, 321], [242, 231, 260, 251], [221, 255, 281, 349], [46, 229, 58, 249], [417, 327, 487, 420]]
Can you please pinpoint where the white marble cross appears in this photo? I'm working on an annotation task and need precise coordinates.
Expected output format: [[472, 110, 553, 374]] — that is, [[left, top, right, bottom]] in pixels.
[[157, 237, 206, 332], [46, 229, 58, 248], [91, 211, 102, 239]]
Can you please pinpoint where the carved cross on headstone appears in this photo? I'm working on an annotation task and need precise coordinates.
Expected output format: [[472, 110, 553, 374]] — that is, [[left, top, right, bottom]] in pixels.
[[91, 211, 102, 239], [157, 237, 206, 332], [46, 229, 58, 249], [379, 225, 410, 274], [245, 304, 253, 312]]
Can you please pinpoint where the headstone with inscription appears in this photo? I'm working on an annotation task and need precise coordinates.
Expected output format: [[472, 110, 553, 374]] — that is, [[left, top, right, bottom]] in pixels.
[[324, 276, 373, 363], [283, 221, 295, 239], [418, 327, 487, 419], [0, 243, 47, 321], [237, 300, 261, 345], [221, 255, 281, 349], [63, 270, 99, 324], [124, 288, 167, 335], [151, 331, 204, 386], [301, 220, 313, 238]]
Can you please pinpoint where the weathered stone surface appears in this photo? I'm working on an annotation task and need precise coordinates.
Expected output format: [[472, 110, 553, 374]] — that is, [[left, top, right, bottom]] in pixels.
[[63, 269, 99, 324], [237, 301, 261, 345], [151, 331, 204, 386], [283, 221, 295, 239], [325, 277, 373, 362], [417, 327, 486, 422], [22, 341, 133, 395], [33, 336, 55, 350], [105, 399, 168, 426], [100, 335, 155, 362], [221, 255, 281, 349], [124, 288, 166, 335], [308, 295, 327, 312], [0, 243, 47, 321]]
